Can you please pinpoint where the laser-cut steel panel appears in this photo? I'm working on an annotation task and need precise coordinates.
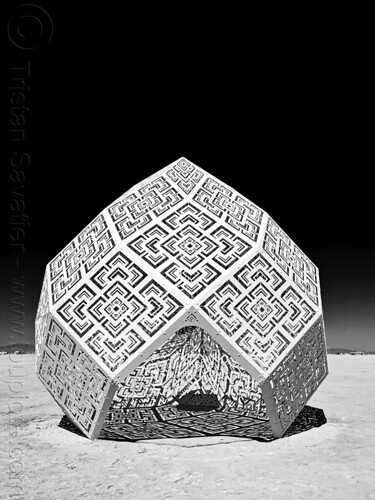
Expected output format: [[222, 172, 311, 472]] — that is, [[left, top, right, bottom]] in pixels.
[[197, 249, 321, 379], [35, 157, 328, 439], [36, 317, 116, 438], [261, 316, 328, 436]]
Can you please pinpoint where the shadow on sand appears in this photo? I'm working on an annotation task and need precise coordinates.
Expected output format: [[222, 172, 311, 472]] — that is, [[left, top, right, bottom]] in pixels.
[[59, 404, 327, 442]]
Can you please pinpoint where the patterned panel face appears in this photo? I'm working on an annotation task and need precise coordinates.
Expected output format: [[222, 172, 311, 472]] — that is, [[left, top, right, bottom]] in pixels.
[[166, 158, 204, 194], [49, 214, 115, 304], [107, 156, 263, 246], [35, 272, 50, 363], [266, 316, 328, 433], [200, 253, 318, 374], [193, 177, 263, 242], [263, 217, 320, 307], [128, 202, 253, 298], [37, 318, 111, 436], [108, 176, 183, 240], [108, 157, 263, 244], [56, 251, 184, 373], [111, 327, 266, 416]]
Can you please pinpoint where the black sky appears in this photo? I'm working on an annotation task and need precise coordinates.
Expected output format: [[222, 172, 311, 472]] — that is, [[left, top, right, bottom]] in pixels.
[[1, 3, 373, 350]]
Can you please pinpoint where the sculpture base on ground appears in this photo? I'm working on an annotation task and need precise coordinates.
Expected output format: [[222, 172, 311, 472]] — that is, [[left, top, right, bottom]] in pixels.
[[59, 404, 327, 442]]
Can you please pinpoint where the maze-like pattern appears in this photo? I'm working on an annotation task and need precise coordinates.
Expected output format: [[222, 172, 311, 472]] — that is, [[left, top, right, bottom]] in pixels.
[[266, 316, 328, 433], [50, 215, 114, 304], [200, 253, 317, 373], [111, 327, 266, 416], [86, 329, 145, 373], [35, 272, 50, 363], [193, 177, 263, 242], [263, 217, 319, 306], [108, 176, 183, 240], [108, 160, 264, 248], [128, 203, 253, 298], [37, 318, 111, 435], [166, 158, 204, 194], [56, 252, 184, 372]]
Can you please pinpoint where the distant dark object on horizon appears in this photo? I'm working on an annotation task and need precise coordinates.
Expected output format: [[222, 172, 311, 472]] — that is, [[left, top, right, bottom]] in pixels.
[[327, 347, 373, 355], [0, 343, 35, 354]]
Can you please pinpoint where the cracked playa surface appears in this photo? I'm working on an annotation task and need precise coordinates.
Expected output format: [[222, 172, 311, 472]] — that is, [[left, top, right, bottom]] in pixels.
[[1, 355, 375, 499]]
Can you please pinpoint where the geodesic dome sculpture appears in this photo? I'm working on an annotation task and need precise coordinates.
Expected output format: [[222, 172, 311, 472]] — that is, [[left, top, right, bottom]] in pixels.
[[35, 157, 328, 440]]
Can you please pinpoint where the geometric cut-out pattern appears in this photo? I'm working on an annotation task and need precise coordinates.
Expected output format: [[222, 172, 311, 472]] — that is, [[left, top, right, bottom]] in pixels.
[[263, 217, 319, 306], [35, 157, 328, 440], [200, 253, 316, 373], [37, 318, 112, 436], [35, 271, 50, 362], [264, 317, 328, 434], [56, 251, 183, 372], [128, 203, 253, 298], [49, 214, 115, 304]]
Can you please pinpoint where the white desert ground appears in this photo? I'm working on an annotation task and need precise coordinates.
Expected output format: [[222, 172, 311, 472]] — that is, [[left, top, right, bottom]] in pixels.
[[1, 354, 375, 500]]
